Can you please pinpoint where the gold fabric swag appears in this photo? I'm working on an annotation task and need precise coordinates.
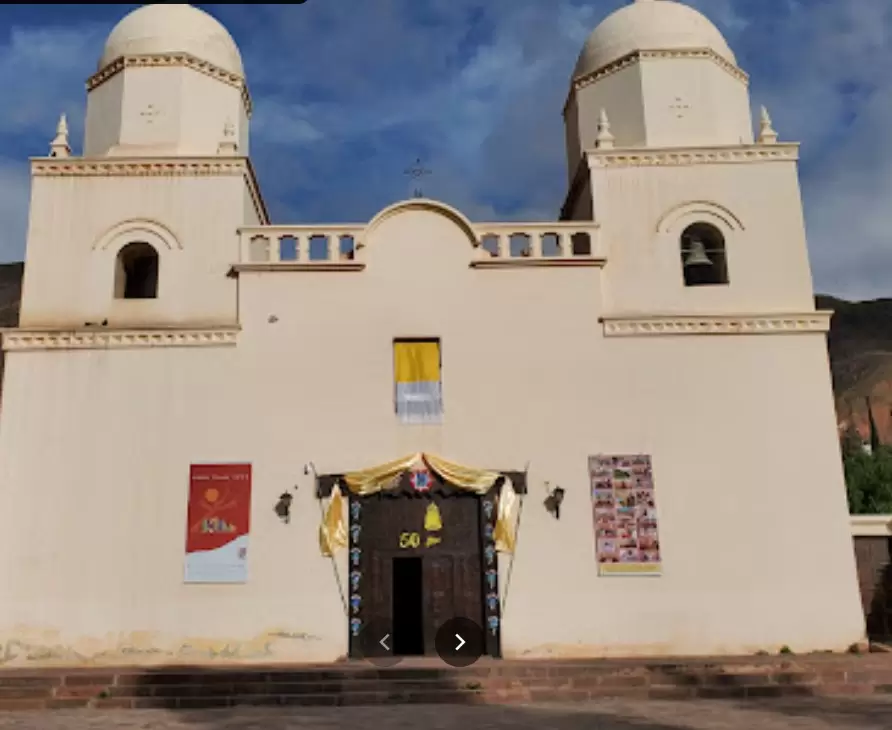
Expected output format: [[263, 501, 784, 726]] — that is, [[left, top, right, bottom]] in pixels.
[[319, 453, 519, 556]]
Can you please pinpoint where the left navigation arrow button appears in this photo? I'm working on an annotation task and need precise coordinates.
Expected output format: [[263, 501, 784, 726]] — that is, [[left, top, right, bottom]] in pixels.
[[358, 618, 401, 668]]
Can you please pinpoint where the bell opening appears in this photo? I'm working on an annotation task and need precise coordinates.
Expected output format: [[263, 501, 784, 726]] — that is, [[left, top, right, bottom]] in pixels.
[[680, 223, 729, 287]]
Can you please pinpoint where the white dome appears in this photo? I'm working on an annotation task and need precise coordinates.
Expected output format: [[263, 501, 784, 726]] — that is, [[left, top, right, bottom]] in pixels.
[[99, 4, 244, 78], [573, 0, 736, 79]]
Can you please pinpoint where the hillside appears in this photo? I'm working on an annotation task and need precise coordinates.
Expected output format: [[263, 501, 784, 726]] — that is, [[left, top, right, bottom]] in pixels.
[[0, 262, 23, 395], [817, 295, 892, 445], [0, 262, 886, 441]]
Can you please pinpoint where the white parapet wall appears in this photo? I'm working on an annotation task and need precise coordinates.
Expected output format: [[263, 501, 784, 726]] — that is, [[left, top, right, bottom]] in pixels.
[[851, 516, 892, 538]]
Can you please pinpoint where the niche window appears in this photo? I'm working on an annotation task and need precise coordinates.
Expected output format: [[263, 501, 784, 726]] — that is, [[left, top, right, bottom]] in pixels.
[[115, 242, 159, 299], [393, 339, 442, 424], [680, 223, 728, 287]]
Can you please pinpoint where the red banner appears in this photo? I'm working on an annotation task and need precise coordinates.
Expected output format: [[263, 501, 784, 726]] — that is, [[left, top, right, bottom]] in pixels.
[[185, 464, 252, 583]]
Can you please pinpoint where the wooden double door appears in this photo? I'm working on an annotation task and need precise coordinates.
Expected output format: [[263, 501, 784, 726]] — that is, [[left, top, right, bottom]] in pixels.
[[349, 490, 496, 658]]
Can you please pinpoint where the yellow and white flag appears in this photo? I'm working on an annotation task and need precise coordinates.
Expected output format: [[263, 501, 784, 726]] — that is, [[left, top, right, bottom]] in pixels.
[[394, 341, 442, 424]]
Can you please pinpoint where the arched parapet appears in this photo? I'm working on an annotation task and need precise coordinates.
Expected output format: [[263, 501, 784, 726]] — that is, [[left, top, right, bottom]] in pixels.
[[363, 198, 479, 249], [92, 218, 183, 253], [234, 199, 604, 272], [655, 200, 745, 236]]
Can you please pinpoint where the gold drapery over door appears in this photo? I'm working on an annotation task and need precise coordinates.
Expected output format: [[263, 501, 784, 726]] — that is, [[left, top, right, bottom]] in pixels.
[[494, 477, 518, 554], [318, 453, 519, 555], [319, 483, 348, 558], [342, 452, 501, 496]]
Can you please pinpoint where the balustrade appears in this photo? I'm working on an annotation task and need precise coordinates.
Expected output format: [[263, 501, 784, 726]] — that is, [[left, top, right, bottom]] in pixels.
[[471, 223, 599, 262], [238, 221, 601, 268]]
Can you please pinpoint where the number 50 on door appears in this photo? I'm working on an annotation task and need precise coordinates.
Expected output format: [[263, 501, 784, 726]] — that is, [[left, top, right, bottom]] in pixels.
[[399, 532, 421, 549]]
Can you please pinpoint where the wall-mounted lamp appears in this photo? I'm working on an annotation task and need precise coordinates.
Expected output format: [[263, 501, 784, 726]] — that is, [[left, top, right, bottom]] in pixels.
[[275, 489, 296, 524], [544, 486, 565, 520]]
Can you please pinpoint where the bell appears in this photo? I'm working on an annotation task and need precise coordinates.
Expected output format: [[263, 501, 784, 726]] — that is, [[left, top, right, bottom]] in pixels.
[[424, 503, 442, 532], [683, 238, 713, 268]]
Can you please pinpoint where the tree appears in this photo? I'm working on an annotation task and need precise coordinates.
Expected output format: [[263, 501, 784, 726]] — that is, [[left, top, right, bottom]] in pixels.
[[841, 424, 865, 458], [845, 446, 892, 514]]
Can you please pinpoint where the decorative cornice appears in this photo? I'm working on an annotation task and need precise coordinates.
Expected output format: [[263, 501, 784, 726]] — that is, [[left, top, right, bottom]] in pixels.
[[600, 312, 832, 337], [565, 48, 748, 116], [470, 257, 606, 270], [586, 143, 799, 169], [2, 327, 239, 352], [639, 49, 747, 84], [87, 54, 252, 117], [33, 157, 245, 177], [233, 262, 366, 273], [30, 156, 269, 225]]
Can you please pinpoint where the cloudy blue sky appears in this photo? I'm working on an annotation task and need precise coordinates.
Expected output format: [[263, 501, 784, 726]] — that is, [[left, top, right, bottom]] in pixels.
[[0, 1, 889, 299]]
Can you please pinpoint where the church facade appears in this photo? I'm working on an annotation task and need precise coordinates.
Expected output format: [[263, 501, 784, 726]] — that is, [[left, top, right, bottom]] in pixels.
[[0, 1, 866, 668]]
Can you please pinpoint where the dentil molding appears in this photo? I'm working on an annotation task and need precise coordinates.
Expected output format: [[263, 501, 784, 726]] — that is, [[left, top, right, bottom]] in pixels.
[[600, 312, 832, 337], [2, 328, 240, 352], [33, 158, 245, 177], [87, 54, 252, 117], [565, 48, 748, 115], [586, 143, 799, 169]]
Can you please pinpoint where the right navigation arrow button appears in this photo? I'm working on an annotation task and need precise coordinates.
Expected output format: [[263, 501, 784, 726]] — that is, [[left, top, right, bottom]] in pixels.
[[435, 617, 484, 668]]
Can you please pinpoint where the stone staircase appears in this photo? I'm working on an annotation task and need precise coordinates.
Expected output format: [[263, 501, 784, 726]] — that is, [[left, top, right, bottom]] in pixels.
[[1, 654, 891, 711]]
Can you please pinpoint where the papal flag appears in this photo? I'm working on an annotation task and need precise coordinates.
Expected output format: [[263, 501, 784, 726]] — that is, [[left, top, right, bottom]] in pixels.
[[394, 340, 442, 424]]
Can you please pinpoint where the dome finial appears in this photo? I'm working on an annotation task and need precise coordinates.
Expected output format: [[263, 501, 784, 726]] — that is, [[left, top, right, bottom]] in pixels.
[[595, 108, 615, 149], [757, 105, 778, 145], [49, 113, 71, 158]]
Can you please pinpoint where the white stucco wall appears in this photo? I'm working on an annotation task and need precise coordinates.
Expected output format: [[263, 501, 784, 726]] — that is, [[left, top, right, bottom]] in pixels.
[[0, 205, 865, 666], [572, 64, 646, 158], [568, 55, 752, 167], [591, 154, 815, 315], [19, 171, 253, 329], [83, 73, 125, 157], [639, 57, 753, 148], [84, 66, 247, 158]]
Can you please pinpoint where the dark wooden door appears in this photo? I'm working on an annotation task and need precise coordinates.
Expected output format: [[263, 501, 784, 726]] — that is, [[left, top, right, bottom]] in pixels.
[[352, 492, 484, 656], [854, 536, 892, 640]]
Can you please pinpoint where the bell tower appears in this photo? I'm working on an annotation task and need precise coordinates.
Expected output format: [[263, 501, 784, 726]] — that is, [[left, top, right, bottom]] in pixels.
[[18, 4, 266, 331], [562, 0, 817, 317]]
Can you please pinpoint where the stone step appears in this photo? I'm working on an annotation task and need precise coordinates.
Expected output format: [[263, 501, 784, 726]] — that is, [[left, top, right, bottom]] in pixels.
[[1, 654, 890, 711]]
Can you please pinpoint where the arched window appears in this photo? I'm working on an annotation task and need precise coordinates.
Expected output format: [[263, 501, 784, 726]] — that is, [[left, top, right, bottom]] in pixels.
[[680, 223, 728, 287], [115, 242, 159, 299]]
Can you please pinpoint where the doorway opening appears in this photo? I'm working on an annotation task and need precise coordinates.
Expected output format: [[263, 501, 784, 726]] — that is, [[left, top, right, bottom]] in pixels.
[[392, 556, 424, 656]]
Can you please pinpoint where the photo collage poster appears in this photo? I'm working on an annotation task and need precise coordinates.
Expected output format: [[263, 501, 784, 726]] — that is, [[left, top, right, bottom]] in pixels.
[[590, 454, 661, 576]]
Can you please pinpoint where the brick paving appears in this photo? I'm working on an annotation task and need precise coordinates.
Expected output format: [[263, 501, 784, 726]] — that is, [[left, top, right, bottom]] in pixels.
[[0, 697, 891, 730]]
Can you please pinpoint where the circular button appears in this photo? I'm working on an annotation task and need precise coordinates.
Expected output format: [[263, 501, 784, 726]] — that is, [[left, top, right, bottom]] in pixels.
[[435, 617, 484, 668], [357, 617, 402, 668]]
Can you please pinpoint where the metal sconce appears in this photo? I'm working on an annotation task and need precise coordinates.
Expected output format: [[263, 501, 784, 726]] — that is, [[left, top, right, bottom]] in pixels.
[[275, 488, 297, 524], [544, 485, 565, 520]]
